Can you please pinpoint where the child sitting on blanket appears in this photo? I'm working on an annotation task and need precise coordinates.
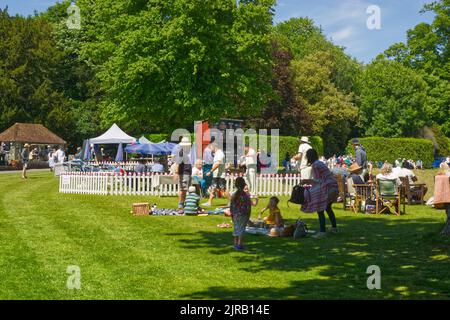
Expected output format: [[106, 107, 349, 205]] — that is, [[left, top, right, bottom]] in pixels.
[[184, 186, 201, 215], [258, 197, 284, 228]]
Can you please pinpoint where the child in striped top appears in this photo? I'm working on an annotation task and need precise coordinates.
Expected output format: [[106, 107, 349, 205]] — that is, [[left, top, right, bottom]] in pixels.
[[184, 186, 201, 215]]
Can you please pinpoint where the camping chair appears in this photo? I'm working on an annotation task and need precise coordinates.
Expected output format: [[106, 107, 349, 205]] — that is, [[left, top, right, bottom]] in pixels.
[[399, 177, 426, 205], [375, 179, 405, 216], [336, 174, 354, 211], [349, 179, 373, 214], [345, 177, 359, 213]]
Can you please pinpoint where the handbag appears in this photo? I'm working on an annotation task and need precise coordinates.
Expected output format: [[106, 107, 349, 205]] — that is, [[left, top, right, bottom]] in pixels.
[[293, 219, 308, 238], [288, 183, 312, 206], [288, 185, 306, 206]]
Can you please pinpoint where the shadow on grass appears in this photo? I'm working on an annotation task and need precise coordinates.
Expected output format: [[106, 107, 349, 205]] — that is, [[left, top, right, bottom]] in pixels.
[[167, 215, 450, 299]]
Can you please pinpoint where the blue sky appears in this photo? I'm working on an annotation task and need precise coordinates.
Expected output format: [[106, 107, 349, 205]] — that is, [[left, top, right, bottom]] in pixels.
[[0, 0, 436, 63]]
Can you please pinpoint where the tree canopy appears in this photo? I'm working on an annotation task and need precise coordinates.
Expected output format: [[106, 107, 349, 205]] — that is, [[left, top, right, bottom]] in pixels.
[[0, 0, 448, 155], [76, 0, 275, 134]]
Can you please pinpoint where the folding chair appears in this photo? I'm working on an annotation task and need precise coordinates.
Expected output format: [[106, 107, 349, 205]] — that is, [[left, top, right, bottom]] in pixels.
[[399, 177, 426, 205], [345, 177, 359, 213], [375, 179, 405, 215], [336, 174, 353, 211]]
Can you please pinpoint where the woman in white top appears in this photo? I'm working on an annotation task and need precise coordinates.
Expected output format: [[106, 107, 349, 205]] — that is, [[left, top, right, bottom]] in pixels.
[[438, 162, 450, 176], [192, 159, 203, 178], [376, 163, 402, 186]]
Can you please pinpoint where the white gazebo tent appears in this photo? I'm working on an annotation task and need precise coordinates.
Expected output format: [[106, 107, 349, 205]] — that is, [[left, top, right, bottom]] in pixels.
[[87, 123, 135, 161], [138, 136, 151, 144]]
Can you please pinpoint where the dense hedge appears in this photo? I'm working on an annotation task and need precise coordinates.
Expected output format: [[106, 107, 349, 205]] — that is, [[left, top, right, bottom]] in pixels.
[[345, 137, 434, 167], [430, 124, 450, 156], [145, 133, 324, 159]]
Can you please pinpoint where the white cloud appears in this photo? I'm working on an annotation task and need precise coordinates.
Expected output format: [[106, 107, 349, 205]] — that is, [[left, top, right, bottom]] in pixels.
[[330, 27, 354, 41]]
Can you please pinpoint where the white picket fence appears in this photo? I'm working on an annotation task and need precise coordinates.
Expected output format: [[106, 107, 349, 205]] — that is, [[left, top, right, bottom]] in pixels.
[[59, 172, 302, 197], [83, 161, 141, 171]]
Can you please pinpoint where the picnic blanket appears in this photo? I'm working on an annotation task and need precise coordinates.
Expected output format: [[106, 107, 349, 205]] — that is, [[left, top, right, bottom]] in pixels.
[[245, 227, 269, 235], [207, 208, 226, 215], [433, 175, 450, 207], [151, 208, 183, 216]]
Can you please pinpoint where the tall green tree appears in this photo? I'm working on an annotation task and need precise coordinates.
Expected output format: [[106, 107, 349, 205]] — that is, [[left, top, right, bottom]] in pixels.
[[76, 0, 275, 134], [43, 0, 103, 144], [291, 51, 359, 156], [275, 17, 362, 96], [274, 18, 362, 155], [249, 39, 311, 136], [0, 9, 76, 144], [384, 0, 450, 135], [360, 58, 429, 137]]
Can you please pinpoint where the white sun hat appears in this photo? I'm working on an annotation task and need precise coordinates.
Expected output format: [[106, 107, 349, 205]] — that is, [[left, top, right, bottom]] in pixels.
[[179, 136, 191, 147]]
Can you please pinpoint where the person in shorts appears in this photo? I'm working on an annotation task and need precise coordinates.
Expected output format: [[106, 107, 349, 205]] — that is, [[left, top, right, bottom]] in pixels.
[[173, 137, 193, 213], [203, 143, 229, 206]]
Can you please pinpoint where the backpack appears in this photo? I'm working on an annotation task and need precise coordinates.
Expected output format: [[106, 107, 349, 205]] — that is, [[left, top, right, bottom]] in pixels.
[[288, 185, 306, 206], [293, 219, 308, 239]]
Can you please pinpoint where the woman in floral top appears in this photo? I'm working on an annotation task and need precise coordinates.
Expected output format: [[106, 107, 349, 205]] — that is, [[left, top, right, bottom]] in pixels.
[[230, 177, 252, 250]]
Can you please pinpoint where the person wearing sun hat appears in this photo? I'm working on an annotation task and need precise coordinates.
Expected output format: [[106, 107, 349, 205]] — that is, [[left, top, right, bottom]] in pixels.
[[293, 136, 312, 179], [21, 143, 31, 179], [173, 136, 193, 213], [349, 162, 365, 185]]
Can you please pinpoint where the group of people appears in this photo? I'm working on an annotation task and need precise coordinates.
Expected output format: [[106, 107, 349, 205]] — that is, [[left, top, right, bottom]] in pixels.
[[0, 142, 9, 165], [20, 144, 65, 179], [173, 137, 231, 214], [229, 145, 340, 250]]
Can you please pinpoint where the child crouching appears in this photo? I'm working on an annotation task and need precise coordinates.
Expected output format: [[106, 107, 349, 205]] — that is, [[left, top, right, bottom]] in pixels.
[[184, 186, 201, 215]]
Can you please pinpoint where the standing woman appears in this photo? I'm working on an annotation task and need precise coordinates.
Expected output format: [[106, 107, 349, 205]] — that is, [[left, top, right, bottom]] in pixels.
[[301, 148, 339, 239]]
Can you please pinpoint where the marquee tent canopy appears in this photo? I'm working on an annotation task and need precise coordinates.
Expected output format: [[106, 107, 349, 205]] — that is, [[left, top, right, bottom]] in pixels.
[[125, 141, 177, 155], [138, 136, 151, 144], [89, 123, 135, 145]]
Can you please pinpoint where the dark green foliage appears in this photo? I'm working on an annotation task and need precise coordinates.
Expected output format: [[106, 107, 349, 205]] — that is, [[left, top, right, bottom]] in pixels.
[[360, 58, 429, 138], [346, 137, 434, 167], [384, 0, 450, 136], [76, 0, 276, 134], [0, 9, 79, 148], [248, 39, 312, 137], [430, 124, 450, 156]]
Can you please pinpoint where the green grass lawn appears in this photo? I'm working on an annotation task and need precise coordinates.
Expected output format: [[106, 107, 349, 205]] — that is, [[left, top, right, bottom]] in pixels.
[[0, 171, 449, 299]]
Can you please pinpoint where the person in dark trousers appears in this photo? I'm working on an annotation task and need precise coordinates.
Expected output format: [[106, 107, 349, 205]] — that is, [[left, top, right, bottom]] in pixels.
[[352, 139, 367, 180], [301, 148, 339, 239]]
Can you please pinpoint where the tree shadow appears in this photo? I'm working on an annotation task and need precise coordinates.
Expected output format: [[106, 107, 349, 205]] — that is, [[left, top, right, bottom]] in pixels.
[[166, 215, 450, 299]]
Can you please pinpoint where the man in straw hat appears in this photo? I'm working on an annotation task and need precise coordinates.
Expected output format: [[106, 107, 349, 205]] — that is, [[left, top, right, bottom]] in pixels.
[[349, 162, 364, 185], [21, 143, 31, 179], [173, 136, 193, 213], [293, 136, 312, 179]]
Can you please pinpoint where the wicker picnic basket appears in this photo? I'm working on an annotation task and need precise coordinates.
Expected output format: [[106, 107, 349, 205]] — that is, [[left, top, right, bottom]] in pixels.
[[131, 203, 150, 216]]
